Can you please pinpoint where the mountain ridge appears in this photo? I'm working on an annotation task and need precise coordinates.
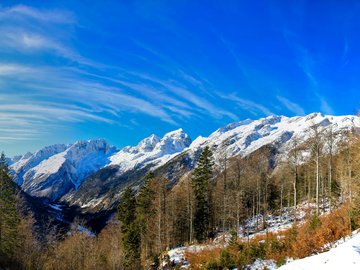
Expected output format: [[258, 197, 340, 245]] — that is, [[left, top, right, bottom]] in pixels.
[[8, 113, 360, 211]]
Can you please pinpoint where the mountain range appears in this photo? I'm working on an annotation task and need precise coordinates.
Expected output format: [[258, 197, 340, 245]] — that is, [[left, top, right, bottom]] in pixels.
[[8, 113, 360, 216]]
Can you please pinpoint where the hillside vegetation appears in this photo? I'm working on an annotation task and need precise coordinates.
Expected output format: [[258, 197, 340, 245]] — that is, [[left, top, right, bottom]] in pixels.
[[1, 118, 360, 269]]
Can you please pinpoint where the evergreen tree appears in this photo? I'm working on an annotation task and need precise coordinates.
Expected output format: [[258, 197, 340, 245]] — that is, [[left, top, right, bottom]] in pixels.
[[192, 146, 214, 243], [118, 187, 140, 269], [136, 172, 157, 264], [0, 152, 20, 265], [137, 172, 156, 226]]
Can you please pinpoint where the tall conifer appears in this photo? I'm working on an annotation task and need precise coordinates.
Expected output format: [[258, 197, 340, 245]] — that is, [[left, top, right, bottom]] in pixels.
[[192, 146, 214, 243], [0, 152, 20, 264], [118, 187, 140, 269]]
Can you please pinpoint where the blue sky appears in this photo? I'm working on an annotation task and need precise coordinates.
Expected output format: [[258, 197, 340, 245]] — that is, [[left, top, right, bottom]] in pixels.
[[1, 0, 360, 156]]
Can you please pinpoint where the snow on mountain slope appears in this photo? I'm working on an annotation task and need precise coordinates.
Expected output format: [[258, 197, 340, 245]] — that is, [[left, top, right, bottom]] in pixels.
[[9, 113, 360, 206], [9, 129, 192, 202], [189, 113, 360, 164], [279, 230, 360, 270], [108, 128, 192, 172], [11, 139, 117, 200], [11, 144, 68, 186]]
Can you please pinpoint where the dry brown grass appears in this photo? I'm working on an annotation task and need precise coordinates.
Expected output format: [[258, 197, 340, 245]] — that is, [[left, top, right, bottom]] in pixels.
[[187, 205, 353, 269], [185, 247, 222, 270]]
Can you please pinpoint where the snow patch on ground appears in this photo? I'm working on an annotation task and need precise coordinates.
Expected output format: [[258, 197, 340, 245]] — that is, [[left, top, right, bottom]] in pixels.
[[278, 230, 360, 270], [48, 204, 62, 211], [247, 259, 277, 270], [167, 201, 341, 269]]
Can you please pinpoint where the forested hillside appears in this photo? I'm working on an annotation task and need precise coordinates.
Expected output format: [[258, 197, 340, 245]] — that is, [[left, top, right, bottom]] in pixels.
[[2, 117, 360, 269]]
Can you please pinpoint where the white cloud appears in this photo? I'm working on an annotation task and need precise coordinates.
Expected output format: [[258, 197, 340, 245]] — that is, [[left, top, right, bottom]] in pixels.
[[0, 136, 36, 142], [126, 74, 237, 120], [0, 5, 74, 24], [0, 63, 31, 75], [320, 98, 334, 115], [0, 4, 97, 67], [0, 4, 241, 143], [0, 31, 98, 67], [277, 96, 305, 115], [222, 93, 273, 116], [0, 104, 113, 124]]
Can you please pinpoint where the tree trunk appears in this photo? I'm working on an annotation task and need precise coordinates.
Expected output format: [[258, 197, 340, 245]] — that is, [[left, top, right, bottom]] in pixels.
[[316, 146, 320, 216]]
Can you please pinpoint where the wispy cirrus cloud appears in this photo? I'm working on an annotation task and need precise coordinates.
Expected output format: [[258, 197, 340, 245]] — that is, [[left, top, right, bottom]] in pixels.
[[0, 103, 114, 124], [0, 4, 74, 24], [0, 4, 98, 67], [0, 73, 177, 127], [277, 96, 305, 115], [0, 30, 99, 67], [0, 3, 299, 153], [0, 63, 31, 75], [221, 93, 273, 116], [342, 35, 349, 67], [320, 98, 334, 115], [129, 74, 238, 120], [284, 32, 335, 115], [0, 2, 238, 133]]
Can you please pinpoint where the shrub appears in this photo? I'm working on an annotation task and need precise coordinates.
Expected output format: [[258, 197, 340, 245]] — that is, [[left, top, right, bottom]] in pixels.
[[220, 250, 235, 269], [187, 205, 354, 269]]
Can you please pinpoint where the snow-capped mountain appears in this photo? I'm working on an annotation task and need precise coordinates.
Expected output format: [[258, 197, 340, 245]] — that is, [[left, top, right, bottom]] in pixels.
[[9, 113, 360, 210], [108, 128, 192, 171], [189, 113, 360, 164], [11, 144, 68, 186], [11, 139, 117, 201], [9, 129, 192, 202], [61, 129, 193, 210]]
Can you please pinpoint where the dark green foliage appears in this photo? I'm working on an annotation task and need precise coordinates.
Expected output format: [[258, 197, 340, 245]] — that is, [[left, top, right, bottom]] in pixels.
[[220, 249, 235, 269], [118, 187, 137, 229], [309, 214, 321, 231], [136, 172, 158, 260], [192, 146, 214, 243], [228, 230, 237, 247], [276, 256, 287, 267], [249, 241, 266, 259], [137, 172, 156, 227], [206, 258, 220, 270], [268, 180, 279, 210], [0, 152, 20, 265], [118, 187, 141, 269]]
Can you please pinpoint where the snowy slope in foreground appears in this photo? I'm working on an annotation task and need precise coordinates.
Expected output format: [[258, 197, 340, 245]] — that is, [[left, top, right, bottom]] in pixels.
[[279, 231, 360, 270]]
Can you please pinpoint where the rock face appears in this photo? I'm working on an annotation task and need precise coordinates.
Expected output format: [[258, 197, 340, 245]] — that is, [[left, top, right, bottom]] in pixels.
[[9, 113, 360, 211]]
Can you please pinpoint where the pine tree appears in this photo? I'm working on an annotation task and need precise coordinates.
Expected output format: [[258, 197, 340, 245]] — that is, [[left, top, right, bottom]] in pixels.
[[136, 172, 157, 264], [192, 146, 214, 243], [118, 187, 140, 269], [0, 152, 20, 265]]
